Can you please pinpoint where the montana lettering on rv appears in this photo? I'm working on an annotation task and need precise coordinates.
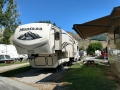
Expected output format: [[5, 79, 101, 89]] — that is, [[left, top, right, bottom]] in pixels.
[[19, 27, 42, 32]]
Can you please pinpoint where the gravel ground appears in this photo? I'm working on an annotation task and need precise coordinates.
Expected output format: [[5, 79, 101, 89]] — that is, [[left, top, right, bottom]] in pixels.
[[0, 60, 87, 90], [0, 58, 109, 90], [11, 66, 69, 90], [0, 62, 29, 73], [10, 61, 82, 90]]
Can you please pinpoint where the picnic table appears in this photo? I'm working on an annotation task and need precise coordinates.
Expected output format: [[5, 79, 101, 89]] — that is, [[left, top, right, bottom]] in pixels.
[[84, 60, 96, 67]]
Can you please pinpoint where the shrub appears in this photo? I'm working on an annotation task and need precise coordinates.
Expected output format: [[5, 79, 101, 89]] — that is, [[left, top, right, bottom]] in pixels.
[[87, 42, 103, 55]]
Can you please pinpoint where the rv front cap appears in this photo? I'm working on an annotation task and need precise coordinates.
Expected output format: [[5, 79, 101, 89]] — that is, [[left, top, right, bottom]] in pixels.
[[19, 27, 42, 32]]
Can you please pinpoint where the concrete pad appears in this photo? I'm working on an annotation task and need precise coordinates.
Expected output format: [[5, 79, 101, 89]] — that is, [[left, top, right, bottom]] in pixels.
[[0, 76, 38, 90]]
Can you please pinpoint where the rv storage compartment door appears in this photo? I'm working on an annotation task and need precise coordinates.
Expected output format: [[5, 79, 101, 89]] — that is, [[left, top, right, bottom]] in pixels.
[[54, 29, 62, 51], [35, 56, 46, 66]]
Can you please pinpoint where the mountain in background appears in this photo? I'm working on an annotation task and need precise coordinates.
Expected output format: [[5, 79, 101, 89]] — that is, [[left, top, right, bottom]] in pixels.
[[67, 31, 107, 41], [90, 33, 107, 41], [67, 31, 107, 49]]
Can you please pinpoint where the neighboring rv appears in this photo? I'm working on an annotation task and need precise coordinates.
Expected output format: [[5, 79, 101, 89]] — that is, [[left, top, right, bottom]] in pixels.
[[13, 23, 79, 69], [74, 40, 80, 61], [0, 44, 28, 62]]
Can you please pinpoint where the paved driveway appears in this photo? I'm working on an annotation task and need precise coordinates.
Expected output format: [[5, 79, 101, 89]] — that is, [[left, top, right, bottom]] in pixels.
[[0, 76, 38, 90]]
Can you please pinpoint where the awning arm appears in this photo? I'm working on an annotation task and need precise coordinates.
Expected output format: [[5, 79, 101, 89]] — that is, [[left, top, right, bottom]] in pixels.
[[106, 18, 118, 32], [73, 25, 84, 39]]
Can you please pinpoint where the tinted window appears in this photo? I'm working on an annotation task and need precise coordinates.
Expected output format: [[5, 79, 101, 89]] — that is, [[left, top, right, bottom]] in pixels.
[[0, 55, 5, 60], [77, 46, 79, 50], [55, 32, 60, 40], [5, 55, 10, 59]]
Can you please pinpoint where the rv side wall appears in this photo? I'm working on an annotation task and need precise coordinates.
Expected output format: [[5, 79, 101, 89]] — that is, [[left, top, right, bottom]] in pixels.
[[108, 27, 120, 78], [61, 30, 74, 58]]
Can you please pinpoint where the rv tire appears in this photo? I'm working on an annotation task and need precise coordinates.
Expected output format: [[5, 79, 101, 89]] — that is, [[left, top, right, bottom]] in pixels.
[[67, 60, 72, 66]]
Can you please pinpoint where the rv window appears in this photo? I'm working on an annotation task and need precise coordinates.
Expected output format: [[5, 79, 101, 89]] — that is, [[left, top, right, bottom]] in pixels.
[[5, 55, 10, 59], [114, 27, 120, 44], [77, 46, 79, 50], [108, 40, 110, 45], [0, 55, 4, 60], [55, 32, 60, 40]]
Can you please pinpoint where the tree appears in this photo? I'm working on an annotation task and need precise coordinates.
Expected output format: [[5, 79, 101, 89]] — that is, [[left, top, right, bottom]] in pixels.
[[0, 0, 21, 44], [0, 0, 7, 28], [79, 46, 85, 50], [53, 22, 56, 26], [36, 20, 61, 28], [87, 42, 103, 55]]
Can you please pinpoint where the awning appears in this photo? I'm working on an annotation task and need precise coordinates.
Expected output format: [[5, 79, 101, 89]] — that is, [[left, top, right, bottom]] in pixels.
[[73, 6, 120, 39]]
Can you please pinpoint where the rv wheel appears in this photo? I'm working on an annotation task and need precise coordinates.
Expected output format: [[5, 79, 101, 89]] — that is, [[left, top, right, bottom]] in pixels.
[[63, 62, 67, 66], [70, 61, 72, 66]]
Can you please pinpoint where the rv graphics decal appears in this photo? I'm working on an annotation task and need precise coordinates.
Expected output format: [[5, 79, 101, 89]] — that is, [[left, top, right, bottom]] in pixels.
[[62, 42, 72, 49], [19, 27, 42, 32], [52, 42, 73, 52], [17, 31, 42, 40]]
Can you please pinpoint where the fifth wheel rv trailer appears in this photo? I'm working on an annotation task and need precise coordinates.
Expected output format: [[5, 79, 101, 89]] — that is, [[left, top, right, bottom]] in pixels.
[[13, 23, 79, 69], [74, 40, 80, 61]]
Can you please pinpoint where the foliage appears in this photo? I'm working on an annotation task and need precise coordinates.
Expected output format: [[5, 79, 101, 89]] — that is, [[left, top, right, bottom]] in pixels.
[[87, 42, 103, 55], [0, 64, 30, 77], [0, 61, 28, 67], [53, 22, 56, 26], [60, 63, 117, 90], [36, 20, 61, 28], [79, 46, 85, 50], [38, 20, 51, 23], [0, 0, 21, 44]]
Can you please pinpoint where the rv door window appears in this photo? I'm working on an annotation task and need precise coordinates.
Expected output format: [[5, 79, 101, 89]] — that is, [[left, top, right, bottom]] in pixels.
[[55, 32, 60, 40], [0, 55, 5, 60], [77, 46, 79, 50], [5, 55, 10, 59]]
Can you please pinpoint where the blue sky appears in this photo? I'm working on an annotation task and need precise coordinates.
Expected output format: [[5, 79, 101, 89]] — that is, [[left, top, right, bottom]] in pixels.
[[16, 0, 120, 33]]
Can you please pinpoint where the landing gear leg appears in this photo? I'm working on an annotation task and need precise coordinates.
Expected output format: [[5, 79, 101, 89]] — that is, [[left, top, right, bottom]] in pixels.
[[55, 65, 64, 73], [67, 60, 72, 66]]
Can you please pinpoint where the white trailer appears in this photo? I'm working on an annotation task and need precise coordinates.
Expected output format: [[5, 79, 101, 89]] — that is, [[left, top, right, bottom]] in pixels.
[[74, 40, 80, 61], [13, 23, 79, 68], [0, 44, 28, 61]]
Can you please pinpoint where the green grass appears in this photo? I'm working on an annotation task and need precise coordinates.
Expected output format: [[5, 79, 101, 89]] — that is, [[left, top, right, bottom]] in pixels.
[[60, 63, 118, 90], [0, 60, 29, 67], [0, 64, 31, 77]]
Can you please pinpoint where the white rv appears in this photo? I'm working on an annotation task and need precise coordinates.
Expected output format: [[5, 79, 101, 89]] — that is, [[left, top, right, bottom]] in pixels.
[[74, 40, 80, 61], [0, 44, 28, 61], [13, 23, 79, 68]]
